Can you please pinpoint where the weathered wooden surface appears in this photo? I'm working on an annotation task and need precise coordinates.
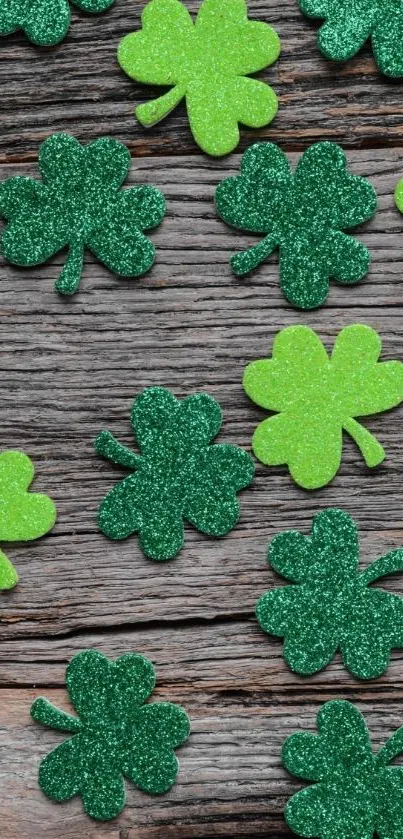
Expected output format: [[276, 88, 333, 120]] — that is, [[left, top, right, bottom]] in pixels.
[[2, 1, 403, 836]]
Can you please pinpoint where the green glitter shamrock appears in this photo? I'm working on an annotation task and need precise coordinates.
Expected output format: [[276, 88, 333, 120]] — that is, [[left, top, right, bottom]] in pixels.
[[243, 324, 403, 490], [283, 700, 403, 839], [31, 650, 190, 821], [299, 0, 403, 78], [0, 450, 56, 590], [257, 508, 403, 679], [95, 386, 254, 561], [394, 177, 403, 218], [0, 0, 115, 46], [0, 133, 166, 296], [215, 142, 377, 309], [117, 0, 281, 157]]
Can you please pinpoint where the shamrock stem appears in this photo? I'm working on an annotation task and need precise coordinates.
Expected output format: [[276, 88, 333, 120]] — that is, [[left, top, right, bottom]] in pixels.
[[136, 85, 187, 127], [231, 235, 277, 277], [54, 238, 84, 296], [361, 549, 403, 586], [376, 727, 403, 767], [95, 430, 141, 470], [343, 418, 385, 468], [0, 550, 18, 590], [31, 698, 81, 733]]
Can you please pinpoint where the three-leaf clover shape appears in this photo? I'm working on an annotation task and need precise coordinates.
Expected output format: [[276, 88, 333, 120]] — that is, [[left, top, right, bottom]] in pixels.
[[31, 650, 190, 821], [0, 133, 166, 296], [299, 0, 403, 78], [256, 508, 403, 679], [0, 0, 115, 46], [0, 450, 56, 590], [283, 700, 403, 839], [117, 0, 281, 157], [243, 324, 403, 490], [95, 386, 254, 561], [215, 142, 377, 309]]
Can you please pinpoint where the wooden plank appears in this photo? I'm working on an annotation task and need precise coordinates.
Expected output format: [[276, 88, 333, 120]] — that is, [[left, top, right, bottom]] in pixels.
[[1, 622, 403, 838], [1, 149, 403, 637], [1, 1, 403, 160]]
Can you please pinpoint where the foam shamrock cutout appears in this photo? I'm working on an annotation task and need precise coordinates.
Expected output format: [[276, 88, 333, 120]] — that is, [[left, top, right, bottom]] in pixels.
[[31, 650, 190, 821], [298, 0, 403, 78], [95, 386, 254, 561], [243, 324, 403, 490], [0, 133, 166, 296], [117, 0, 281, 157], [257, 508, 403, 679], [0, 450, 56, 590], [0, 0, 115, 46], [283, 700, 403, 839], [394, 177, 403, 218], [215, 142, 377, 309]]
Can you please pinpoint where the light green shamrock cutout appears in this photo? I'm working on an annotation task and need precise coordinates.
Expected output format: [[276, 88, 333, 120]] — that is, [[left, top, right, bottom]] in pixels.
[[283, 700, 403, 839], [257, 508, 403, 679], [118, 0, 281, 157], [0, 451, 56, 589], [0, 0, 115, 47], [243, 324, 403, 489]]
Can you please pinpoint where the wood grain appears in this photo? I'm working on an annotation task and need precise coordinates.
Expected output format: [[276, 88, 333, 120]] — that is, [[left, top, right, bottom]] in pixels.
[[2, 1, 403, 835], [2, 0, 403, 161]]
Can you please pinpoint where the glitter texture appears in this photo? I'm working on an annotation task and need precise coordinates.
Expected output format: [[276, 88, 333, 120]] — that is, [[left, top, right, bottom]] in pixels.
[[0, 0, 115, 46], [0, 450, 56, 590], [257, 508, 403, 679], [299, 0, 403, 78], [215, 142, 377, 309], [283, 700, 403, 839], [117, 0, 280, 157], [95, 386, 254, 561], [31, 650, 190, 821], [0, 133, 166, 296], [243, 324, 403, 490], [394, 176, 403, 216]]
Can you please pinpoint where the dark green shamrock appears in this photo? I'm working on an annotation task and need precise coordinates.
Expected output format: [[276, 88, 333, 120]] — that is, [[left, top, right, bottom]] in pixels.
[[0, 0, 115, 46], [215, 142, 377, 309], [31, 650, 190, 821], [95, 386, 254, 561], [283, 700, 403, 839], [256, 508, 403, 679], [299, 0, 403, 78], [0, 133, 166, 295]]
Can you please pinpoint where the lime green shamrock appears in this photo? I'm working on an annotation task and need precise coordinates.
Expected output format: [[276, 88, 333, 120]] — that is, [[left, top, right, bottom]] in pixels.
[[0, 0, 115, 46], [243, 324, 403, 490], [283, 700, 403, 839], [31, 650, 190, 821], [299, 0, 403, 78], [215, 142, 377, 309], [257, 508, 403, 679], [117, 0, 281, 157], [95, 386, 254, 560], [0, 133, 166, 296], [394, 177, 403, 218], [0, 450, 56, 590]]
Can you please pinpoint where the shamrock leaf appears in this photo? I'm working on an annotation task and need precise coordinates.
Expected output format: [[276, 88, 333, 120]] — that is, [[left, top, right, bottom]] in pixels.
[[0, 0, 115, 46], [283, 700, 403, 839], [215, 142, 377, 308], [256, 508, 403, 679], [95, 386, 254, 561], [31, 650, 190, 821], [0, 133, 166, 296], [0, 450, 56, 590], [243, 324, 403, 489], [117, 0, 281, 157], [299, 0, 403, 78]]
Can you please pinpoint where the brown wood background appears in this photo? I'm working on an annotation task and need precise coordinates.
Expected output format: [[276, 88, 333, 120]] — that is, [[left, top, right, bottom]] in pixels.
[[2, 1, 403, 836]]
